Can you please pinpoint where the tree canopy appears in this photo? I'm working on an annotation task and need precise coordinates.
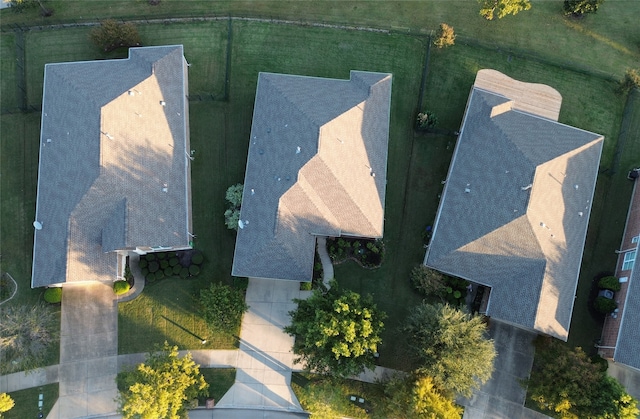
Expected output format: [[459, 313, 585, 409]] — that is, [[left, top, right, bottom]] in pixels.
[[563, 0, 604, 16], [199, 282, 248, 333], [526, 337, 639, 419], [285, 280, 386, 377], [0, 393, 15, 415], [433, 23, 456, 49], [385, 374, 462, 419], [403, 302, 495, 397], [117, 342, 208, 419], [0, 303, 59, 374], [89, 19, 141, 52], [479, 0, 531, 20]]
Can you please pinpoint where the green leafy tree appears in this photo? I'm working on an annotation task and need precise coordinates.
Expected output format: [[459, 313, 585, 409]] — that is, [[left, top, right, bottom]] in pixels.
[[285, 280, 386, 377], [479, 0, 531, 20], [0, 303, 59, 374], [224, 183, 244, 231], [199, 282, 248, 333], [526, 337, 639, 419], [117, 342, 208, 419], [433, 23, 456, 49], [563, 0, 604, 16], [0, 393, 15, 416], [410, 265, 446, 297], [385, 374, 462, 419], [403, 302, 495, 397], [90, 19, 141, 52]]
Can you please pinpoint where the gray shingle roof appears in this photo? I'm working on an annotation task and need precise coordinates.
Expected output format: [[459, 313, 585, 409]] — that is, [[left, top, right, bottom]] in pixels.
[[615, 241, 640, 369], [32, 46, 191, 288], [424, 71, 603, 340], [232, 71, 392, 281]]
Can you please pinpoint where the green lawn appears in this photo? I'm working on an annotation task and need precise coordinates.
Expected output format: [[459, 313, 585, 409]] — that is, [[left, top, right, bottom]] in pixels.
[[4, 384, 58, 419], [200, 368, 236, 403], [0, 31, 17, 110]]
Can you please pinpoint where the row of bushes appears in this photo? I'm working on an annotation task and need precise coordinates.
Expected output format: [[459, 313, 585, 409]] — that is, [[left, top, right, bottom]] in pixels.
[[593, 275, 621, 314], [410, 265, 469, 307], [139, 250, 204, 283]]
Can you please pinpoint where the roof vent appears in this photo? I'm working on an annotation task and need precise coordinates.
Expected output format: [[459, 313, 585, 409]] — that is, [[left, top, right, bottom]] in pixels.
[[128, 90, 135, 96], [162, 183, 168, 193], [521, 184, 533, 191], [464, 188, 471, 193], [33, 221, 43, 230], [259, 149, 264, 155], [578, 211, 583, 217], [46, 138, 52, 143], [296, 146, 301, 154], [251, 189, 255, 195], [574, 184, 579, 190], [160, 101, 166, 106]]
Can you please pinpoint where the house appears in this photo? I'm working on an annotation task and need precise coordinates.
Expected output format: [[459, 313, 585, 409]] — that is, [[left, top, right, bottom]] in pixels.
[[232, 71, 392, 281], [424, 69, 604, 341], [31, 45, 192, 288], [598, 170, 640, 370]]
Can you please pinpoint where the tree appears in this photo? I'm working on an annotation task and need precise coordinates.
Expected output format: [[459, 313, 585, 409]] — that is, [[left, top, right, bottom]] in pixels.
[[4, 0, 51, 15], [433, 23, 456, 49], [526, 337, 639, 419], [90, 19, 141, 52], [117, 342, 208, 419], [403, 302, 495, 397], [619, 68, 640, 95], [479, 0, 531, 20], [285, 280, 386, 377], [0, 303, 59, 374], [563, 0, 604, 16], [385, 374, 462, 419], [416, 111, 439, 130], [199, 282, 248, 333], [224, 183, 244, 231], [0, 393, 15, 416]]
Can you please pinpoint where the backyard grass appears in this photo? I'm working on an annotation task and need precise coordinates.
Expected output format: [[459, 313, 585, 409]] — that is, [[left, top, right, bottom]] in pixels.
[[0, 31, 17, 110], [4, 383, 58, 419]]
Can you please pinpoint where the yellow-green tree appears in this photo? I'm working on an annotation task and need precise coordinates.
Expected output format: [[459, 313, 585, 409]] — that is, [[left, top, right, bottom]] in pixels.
[[0, 393, 15, 417], [117, 342, 208, 419], [479, 0, 531, 20], [285, 280, 386, 378], [386, 374, 462, 419]]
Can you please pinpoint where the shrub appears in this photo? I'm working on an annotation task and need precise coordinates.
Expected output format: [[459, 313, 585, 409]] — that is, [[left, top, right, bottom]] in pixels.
[[141, 267, 149, 276], [169, 257, 179, 267], [619, 68, 640, 94], [145, 272, 155, 282], [598, 276, 621, 291], [146, 253, 156, 261], [90, 19, 141, 52], [148, 261, 159, 273], [189, 265, 200, 276], [563, 0, 604, 16], [191, 252, 204, 265], [200, 282, 248, 333], [172, 265, 182, 275], [164, 267, 173, 276], [138, 258, 148, 269], [156, 270, 165, 280], [416, 111, 438, 130], [180, 267, 189, 279], [594, 296, 618, 314], [410, 265, 446, 296], [433, 23, 455, 48], [233, 277, 249, 291], [44, 287, 62, 303], [113, 280, 131, 295], [160, 260, 169, 269], [300, 281, 312, 291], [157, 252, 167, 260]]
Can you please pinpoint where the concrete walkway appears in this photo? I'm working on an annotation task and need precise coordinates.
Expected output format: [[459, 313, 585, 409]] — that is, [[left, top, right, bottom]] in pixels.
[[216, 278, 310, 417], [47, 282, 119, 419], [315, 237, 334, 287]]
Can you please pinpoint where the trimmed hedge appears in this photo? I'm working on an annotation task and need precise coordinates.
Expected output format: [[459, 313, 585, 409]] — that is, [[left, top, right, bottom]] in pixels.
[[164, 267, 173, 276], [160, 260, 169, 269], [138, 258, 148, 269], [169, 257, 179, 267], [44, 287, 62, 303], [172, 265, 182, 275], [113, 280, 131, 295], [594, 296, 618, 314], [598, 276, 621, 292], [191, 252, 204, 265], [148, 261, 159, 273], [180, 267, 189, 279], [189, 265, 200, 276]]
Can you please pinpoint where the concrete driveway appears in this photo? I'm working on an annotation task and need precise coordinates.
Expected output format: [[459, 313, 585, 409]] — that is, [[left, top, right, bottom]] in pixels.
[[461, 320, 551, 419]]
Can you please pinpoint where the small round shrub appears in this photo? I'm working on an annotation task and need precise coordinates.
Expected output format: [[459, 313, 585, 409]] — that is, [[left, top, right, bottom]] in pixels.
[[598, 276, 621, 292], [146, 253, 156, 261], [169, 257, 179, 267], [138, 258, 148, 269], [156, 270, 165, 280], [157, 252, 167, 260], [453, 290, 462, 299], [172, 265, 182, 275], [160, 260, 169, 269], [594, 296, 618, 314], [164, 267, 173, 276], [189, 265, 200, 276], [180, 267, 189, 279], [44, 287, 62, 303], [146, 272, 156, 282], [148, 261, 159, 273], [300, 281, 312, 291], [191, 252, 204, 265], [141, 267, 149, 276], [113, 280, 130, 295]]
